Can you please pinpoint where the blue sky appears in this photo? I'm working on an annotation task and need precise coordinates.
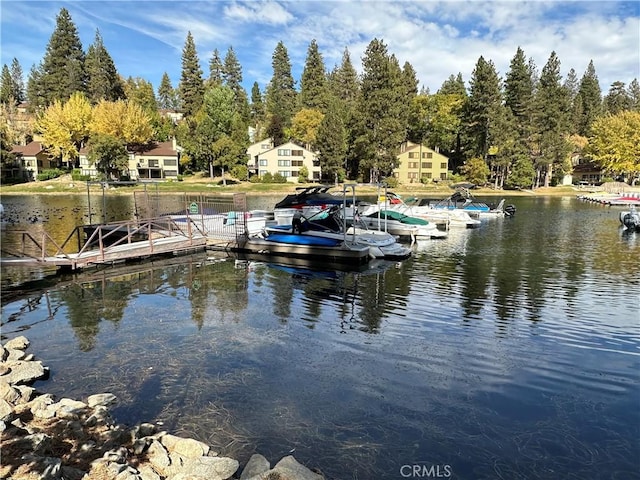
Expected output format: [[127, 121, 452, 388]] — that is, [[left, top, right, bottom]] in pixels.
[[1, 1, 639, 96]]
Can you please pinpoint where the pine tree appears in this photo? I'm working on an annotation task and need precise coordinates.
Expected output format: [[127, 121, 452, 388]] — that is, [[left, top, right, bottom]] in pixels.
[[401, 61, 419, 98], [463, 56, 503, 160], [85, 30, 125, 104], [316, 98, 347, 182], [438, 73, 467, 96], [533, 51, 571, 187], [299, 39, 328, 111], [178, 31, 205, 117], [41, 8, 86, 104], [265, 41, 297, 129], [250, 82, 265, 125], [576, 60, 602, 135], [353, 38, 407, 182], [604, 81, 632, 114], [10, 58, 25, 104], [563, 68, 581, 134], [504, 47, 534, 140], [124, 77, 157, 113], [157, 72, 177, 110], [207, 49, 223, 87], [222, 47, 250, 122], [0, 65, 13, 104], [628, 79, 640, 111], [26, 63, 47, 111], [328, 48, 359, 106]]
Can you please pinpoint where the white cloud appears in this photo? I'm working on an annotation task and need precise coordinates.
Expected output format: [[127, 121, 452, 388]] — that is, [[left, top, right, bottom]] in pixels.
[[223, 1, 294, 25]]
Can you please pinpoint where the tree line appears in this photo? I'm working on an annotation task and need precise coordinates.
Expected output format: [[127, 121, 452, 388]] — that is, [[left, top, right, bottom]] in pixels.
[[1, 7, 639, 186]]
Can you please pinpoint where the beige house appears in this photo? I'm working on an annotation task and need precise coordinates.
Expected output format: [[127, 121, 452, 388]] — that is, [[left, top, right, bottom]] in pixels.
[[78, 140, 180, 180], [8, 141, 55, 181], [247, 140, 321, 183], [393, 141, 449, 184]]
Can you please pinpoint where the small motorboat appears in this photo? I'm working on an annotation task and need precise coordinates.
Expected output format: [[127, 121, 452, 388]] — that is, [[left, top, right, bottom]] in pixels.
[[620, 207, 640, 231]]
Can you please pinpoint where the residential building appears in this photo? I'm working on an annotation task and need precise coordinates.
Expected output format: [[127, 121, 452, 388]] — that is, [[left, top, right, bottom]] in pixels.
[[8, 141, 54, 181], [78, 140, 180, 181], [393, 142, 449, 184], [247, 139, 321, 183]]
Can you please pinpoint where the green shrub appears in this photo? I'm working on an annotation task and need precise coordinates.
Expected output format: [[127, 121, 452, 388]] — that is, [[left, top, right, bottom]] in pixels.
[[261, 172, 274, 183], [272, 173, 288, 183], [249, 175, 262, 183], [36, 168, 66, 181]]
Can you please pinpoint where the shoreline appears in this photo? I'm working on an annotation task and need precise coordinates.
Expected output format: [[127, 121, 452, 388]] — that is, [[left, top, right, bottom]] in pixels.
[[0, 335, 324, 480], [3, 175, 631, 198]]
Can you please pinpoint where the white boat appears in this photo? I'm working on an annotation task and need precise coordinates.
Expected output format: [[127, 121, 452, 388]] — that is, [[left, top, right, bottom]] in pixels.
[[267, 208, 412, 260], [354, 206, 448, 240], [620, 206, 640, 231]]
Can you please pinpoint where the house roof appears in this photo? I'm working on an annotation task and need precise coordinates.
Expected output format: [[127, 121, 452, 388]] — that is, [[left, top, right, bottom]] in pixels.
[[130, 141, 177, 157], [11, 141, 45, 156]]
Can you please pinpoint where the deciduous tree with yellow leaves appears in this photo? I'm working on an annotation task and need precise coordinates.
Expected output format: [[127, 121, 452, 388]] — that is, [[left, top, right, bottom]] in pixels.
[[35, 92, 92, 162], [587, 111, 640, 184]]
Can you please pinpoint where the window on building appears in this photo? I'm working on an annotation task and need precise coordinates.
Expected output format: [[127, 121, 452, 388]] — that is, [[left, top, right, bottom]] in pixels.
[[279, 170, 290, 177], [424, 152, 433, 159], [164, 159, 177, 166], [424, 162, 432, 169], [291, 170, 299, 177], [408, 152, 417, 159], [440, 173, 447, 180], [313, 160, 320, 167], [278, 159, 290, 167], [148, 159, 159, 168], [259, 170, 268, 176], [424, 173, 432, 179], [261, 144, 270, 149], [408, 172, 418, 179], [291, 149, 303, 156], [440, 162, 447, 169], [292, 160, 303, 167], [259, 159, 268, 166], [313, 172, 320, 180], [164, 169, 178, 177], [277, 149, 291, 156], [408, 162, 418, 169]]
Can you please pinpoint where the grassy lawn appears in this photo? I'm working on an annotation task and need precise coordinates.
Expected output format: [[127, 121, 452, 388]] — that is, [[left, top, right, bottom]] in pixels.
[[0, 173, 606, 197]]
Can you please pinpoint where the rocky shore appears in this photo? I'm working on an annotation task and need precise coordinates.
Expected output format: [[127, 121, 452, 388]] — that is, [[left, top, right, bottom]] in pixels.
[[0, 336, 324, 480]]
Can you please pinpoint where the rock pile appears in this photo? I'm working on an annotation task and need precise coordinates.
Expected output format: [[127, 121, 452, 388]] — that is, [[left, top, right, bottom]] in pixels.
[[0, 336, 324, 480]]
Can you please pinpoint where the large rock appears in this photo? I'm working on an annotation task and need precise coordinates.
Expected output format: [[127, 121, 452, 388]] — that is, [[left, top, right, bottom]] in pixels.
[[0, 360, 46, 385], [88, 393, 117, 408], [4, 336, 30, 350], [240, 453, 270, 479], [180, 455, 239, 480], [270, 455, 324, 480], [0, 399, 13, 422], [160, 434, 210, 458], [0, 379, 20, 404], [147, 439, 171, 470]]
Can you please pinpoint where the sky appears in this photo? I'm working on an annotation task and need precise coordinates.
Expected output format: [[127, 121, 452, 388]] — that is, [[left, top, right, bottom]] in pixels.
[[1, 1, 639, 97]]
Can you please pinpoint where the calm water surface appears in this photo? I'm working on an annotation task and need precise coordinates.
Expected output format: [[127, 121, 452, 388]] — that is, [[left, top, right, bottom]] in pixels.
[[1, 195, 639, 479]]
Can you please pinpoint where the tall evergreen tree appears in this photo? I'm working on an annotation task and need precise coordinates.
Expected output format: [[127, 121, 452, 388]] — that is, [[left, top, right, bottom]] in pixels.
[[328, 48, 359, 106], [563, 67, 581, 134], [222, 46, 250, 122], [207, 48, 223, 87], [604, 81, 632, 114], [0, 65, 13, 104], [124, 77, 157, 113], [438, 73, 467, 96], [178, 31, 205, 117], [628, 78, 640, 111], [265, 41, 297, 130], [576, 60, 602, 135], [299, 39, 328, 111], [157, 72, 177, 110], [10, 58, 25, 104], [353, 38, 406, 182], [463, 56, 503, 160], [85, 30, 125, 104], [40, 8, 86, 104], [533, 51, 571, 187], [504, 47, 534, 140], [250, 81, 265, 125], [26, 63, 46, 111], [316, 98, 347, 182]]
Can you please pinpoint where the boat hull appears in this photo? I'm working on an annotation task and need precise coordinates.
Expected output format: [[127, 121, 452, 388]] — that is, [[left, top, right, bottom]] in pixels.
[[237, 236, 371, 264]]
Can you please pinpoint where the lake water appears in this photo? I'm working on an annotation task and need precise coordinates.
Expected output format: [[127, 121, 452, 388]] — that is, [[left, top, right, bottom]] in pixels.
[[1, 194, 639, 479]]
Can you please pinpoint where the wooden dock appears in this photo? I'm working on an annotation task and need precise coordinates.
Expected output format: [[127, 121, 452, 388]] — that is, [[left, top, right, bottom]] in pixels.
[[1, 216, 208, 271]]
